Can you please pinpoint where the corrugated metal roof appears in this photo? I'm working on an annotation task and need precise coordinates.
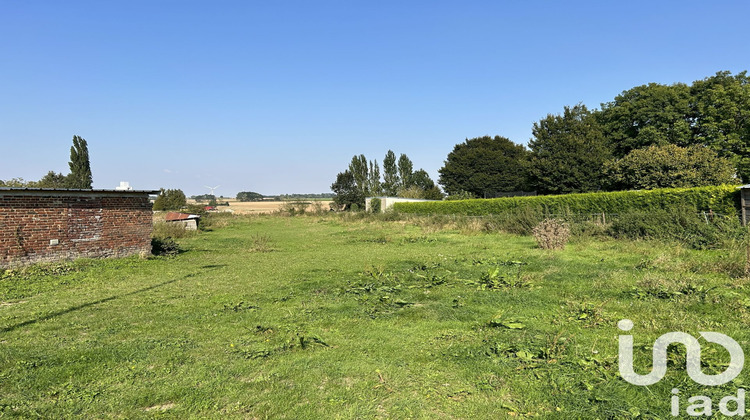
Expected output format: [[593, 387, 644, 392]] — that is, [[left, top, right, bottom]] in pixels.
[[165, 212, 201, 221]]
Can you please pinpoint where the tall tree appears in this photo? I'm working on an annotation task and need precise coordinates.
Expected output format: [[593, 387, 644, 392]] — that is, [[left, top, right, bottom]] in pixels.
[[368, 160, 382, 196], [599, 83, 693, 157], [153, 188, 187, 211], [397, 154, 414, 190], [36, 171, 68, 188], [382, 150, 399, 196], [348, 154, 369, 197], [411, 169, 444, 200], [691, 71, 750, 181], [331, 170, 364, 210], [66, 135, 93, 189], [528, 104, 612, 194], [438, 135, 529, 197]]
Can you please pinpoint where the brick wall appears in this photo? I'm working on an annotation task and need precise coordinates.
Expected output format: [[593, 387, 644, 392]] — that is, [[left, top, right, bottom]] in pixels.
[[0, 190, 154, 268]]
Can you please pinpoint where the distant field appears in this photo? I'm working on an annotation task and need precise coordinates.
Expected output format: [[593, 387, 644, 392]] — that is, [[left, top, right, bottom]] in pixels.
[[188, 199, 334, 214], [1, 214, 747, 418]]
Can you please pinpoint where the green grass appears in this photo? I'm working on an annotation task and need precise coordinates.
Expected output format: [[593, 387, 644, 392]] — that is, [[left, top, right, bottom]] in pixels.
[[1, 215, 749, 418]]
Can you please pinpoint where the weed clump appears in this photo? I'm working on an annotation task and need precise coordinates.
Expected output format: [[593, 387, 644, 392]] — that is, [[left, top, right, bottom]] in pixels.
[[532, 219, 571, 250]]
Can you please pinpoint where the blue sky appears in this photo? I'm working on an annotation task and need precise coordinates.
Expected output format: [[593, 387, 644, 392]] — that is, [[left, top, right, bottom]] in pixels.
[[2, 1, 750, 196]]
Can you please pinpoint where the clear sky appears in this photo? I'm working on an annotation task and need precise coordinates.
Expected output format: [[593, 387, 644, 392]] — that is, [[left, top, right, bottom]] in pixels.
[[2, 1, 750, 197]]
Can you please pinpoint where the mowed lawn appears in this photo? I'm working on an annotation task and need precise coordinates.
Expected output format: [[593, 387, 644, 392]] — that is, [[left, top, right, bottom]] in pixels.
[[1, 215, 749, 418]]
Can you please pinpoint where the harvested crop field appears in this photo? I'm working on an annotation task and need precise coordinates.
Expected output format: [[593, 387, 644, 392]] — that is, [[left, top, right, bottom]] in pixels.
[[188, 200, 334, 214]]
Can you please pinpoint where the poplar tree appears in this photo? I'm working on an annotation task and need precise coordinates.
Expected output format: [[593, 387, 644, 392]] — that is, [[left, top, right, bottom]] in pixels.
[[66, 135, 93, 189]]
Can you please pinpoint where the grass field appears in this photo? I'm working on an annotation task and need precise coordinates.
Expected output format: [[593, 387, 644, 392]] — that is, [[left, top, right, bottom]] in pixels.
[[1, 214, 748, 418]]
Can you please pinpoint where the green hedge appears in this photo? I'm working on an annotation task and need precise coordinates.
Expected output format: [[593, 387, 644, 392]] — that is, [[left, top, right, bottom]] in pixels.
[[393, 185, 741, 216]]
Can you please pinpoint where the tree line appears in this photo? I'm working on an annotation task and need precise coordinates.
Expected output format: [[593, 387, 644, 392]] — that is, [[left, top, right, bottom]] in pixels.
[[331, 151, 443, 209], [439, 71, 748, 197]]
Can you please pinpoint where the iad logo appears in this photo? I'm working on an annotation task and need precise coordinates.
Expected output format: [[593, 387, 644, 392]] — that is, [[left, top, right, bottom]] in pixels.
[[618, 319, 746, 417], [618, 319, 744, 386]]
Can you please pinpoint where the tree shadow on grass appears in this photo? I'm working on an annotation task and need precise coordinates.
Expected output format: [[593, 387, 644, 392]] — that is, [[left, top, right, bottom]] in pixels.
[[0, 277, 181, 334]]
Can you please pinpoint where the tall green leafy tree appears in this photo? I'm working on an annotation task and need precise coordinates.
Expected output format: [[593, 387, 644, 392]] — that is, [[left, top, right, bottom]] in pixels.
[[382, 150, 399, 196], [438, 135, 529, 197], [153, 188, 187, 211], [348, 154, 369, 197], [66, 135, 93, 189], [411, 169, 444, 200], [599, 83, 693, 157], [397, 154, 414, 190], [36, 171, 68, 188], [368, 160, 382, 196], [331, 170, 364, 210], [691, 71, 750, 181], [528, 104, 612, 194]]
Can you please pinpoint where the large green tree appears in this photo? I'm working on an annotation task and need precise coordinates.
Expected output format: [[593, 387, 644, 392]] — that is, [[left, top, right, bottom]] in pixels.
[[153, 188, 187, 211], [439, 135, 529, 197], [528, 104, 612, 194], [36, 171, 68, 188], [368, 160, 382, 196], [330, 170, 364, 210], [397, 154, 414, 190], [66, 135, 93, 189], [599, 83, 693, 157], [411, 169, 444, 200], [691, 71, 750, 180], [604, 144, 738, 190], [348, 154, 369, 197], [382, 150, 399, 196]]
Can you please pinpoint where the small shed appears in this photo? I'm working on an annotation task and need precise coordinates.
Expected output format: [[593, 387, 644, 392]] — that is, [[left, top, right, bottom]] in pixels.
[[740, 185, 750, 226], [165, 212, 201, 230]]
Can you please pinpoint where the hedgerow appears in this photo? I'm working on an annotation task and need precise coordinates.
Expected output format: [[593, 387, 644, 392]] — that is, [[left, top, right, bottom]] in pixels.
[[393, 185, 740, 217]]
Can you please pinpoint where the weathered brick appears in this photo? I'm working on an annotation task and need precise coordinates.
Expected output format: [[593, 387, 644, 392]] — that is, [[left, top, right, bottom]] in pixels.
[[0, 189, 156, 268]]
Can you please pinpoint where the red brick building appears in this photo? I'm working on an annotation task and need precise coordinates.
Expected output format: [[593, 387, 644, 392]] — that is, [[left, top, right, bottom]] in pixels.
[[0, 188, 158, 268]]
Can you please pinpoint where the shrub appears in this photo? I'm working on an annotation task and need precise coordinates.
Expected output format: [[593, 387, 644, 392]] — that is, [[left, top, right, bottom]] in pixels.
[[532, 219, 571, 250], [151, 237, 180, 256], [604, 144, 738, 190], [152, 221, 195, 239], [370, 198, 382, 213], [277, 201, 310, 216]]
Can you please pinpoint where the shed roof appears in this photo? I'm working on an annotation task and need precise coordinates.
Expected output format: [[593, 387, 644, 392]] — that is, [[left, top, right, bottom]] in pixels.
[[165, 212, 201, 221]]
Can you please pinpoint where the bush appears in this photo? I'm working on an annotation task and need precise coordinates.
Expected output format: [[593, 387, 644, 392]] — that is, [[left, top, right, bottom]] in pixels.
[[277, 201, 310, 216], [152, 221, 195, 239], [370, 198, 382, 213], [604, 144, 738, 190], [532, 219, 571, 250], [151, 237, 180, 256]]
